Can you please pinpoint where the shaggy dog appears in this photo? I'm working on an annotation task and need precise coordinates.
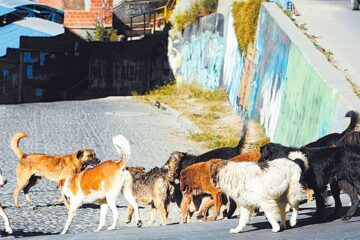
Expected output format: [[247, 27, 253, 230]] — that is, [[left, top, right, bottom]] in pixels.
[[59, 135, 142, 234], [259, 130, 360, 221], [125, 152, 183, 226], [302, 110, 360, 203], [210, 152, 308, 233], [179, 151, 261, 223], [170, 121, 264, 219]]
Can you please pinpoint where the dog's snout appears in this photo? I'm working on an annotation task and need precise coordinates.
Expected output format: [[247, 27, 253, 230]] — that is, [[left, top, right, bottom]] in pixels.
[[3, 179, 7, 185]]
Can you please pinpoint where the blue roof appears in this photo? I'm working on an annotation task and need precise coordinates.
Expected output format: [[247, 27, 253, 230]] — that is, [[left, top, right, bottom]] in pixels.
[[0, 17, 64, 56], [0, 0, 41, 8], [0, 5, 15, 16]]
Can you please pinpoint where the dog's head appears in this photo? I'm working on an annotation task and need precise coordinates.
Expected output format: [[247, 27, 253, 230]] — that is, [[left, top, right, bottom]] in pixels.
[[0, 169, 7, 188], [210, 160, 228, 188], [164, 151, 185, 183], [179, 169, 192, 195], [77, 149, 100, 169], [259, 143, 291, 162]]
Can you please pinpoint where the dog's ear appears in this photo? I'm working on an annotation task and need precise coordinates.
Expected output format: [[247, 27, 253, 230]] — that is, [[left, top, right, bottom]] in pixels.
[[58, 179, 65, 189], [210, 161, 227, 187], [77, 150, 84, 160]]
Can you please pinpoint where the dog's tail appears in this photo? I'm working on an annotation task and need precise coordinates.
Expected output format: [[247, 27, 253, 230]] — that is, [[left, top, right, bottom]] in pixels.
[[112, 134, 131, 164], [11, 132, 28, 159], [236, 121, 264, 153], [343, 110, 360, 133], [287, 151, 309, 172], [165, 152, 184, 183]]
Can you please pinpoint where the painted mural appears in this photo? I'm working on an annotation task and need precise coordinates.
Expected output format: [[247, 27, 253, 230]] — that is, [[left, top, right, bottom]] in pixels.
[[168, 13, 225, 89], [170, 3, 351, 147]]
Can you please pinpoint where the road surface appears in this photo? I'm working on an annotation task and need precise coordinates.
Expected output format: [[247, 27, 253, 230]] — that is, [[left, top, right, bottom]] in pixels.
[[293, 0, 360, 86]]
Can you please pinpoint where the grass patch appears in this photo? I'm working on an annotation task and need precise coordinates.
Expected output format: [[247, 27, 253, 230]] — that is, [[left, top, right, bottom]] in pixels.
[[232, 0, 263, 55], [136, 83, 269, 149]]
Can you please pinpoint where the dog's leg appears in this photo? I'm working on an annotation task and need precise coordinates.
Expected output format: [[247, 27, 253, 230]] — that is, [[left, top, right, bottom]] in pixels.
[[158, 205, 168, 226], [95, 203, 108, 232], [23, 175, 42, 209], [13, 166, 32, 208], [261, 200, 281, 233], [230, 206, 251, 234], [180, 194, 192, 224], [126, 204, 134, 224], [0, 204, 12, 234], [290, 203, 299, 227], [61, 205, 78, 234], [197, 198, 214, 220], [206, 190, 222, 222], [278, 203, 287, 230], [329, 181, 342, 217], [122, 184, 142, 227], [106, 195, 119, 231], [341, 180, 360, 221], [306, 188, 313, 203], [149, 206, 157, 226], [312, 187, 326, 220]]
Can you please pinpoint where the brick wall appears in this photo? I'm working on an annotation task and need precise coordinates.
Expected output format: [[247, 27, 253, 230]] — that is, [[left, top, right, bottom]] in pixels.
[[33, 0, 113, 28], [65, 0, 113, 28]]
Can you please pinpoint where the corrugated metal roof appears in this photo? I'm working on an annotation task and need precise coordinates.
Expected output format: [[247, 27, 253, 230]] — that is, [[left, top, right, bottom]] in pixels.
[[0, 5, 15, 16], [0, 17, 64, 56], [0, 0, 41, 8]]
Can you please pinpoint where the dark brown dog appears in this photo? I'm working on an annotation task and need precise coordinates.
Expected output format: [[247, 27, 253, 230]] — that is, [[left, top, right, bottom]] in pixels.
[[179, 151, 261, 223], [11, 132, 100, 208], [125, 152, 184, 226]]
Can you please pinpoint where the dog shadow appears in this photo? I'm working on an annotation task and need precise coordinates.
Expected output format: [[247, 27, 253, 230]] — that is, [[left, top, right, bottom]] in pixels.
[[1, 229, 57, 238], [30, 203, 145, 210]]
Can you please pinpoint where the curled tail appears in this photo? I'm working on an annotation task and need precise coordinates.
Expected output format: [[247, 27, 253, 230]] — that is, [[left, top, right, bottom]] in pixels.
[[11, 132, 28, 159], [112, 134, 131, 164], [236, 121, 264, 153], [343, 110, 360, 133]]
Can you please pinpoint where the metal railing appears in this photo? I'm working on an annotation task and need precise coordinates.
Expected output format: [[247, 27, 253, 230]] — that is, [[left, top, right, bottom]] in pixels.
[[129, 0, 177, 40]]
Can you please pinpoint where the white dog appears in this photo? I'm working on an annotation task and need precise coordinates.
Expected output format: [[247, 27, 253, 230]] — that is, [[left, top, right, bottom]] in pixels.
[[0, 169, 12, 234], [211, 152, 308, 233], [59, 135, 142, 234]]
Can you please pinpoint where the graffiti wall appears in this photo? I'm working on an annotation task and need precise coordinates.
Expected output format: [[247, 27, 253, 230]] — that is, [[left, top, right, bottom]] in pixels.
[[171, 3, 360, 147], [168, 13, 225, 89]]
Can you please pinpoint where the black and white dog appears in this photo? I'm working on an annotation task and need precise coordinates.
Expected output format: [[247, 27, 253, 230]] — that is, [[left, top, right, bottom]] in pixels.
[[259, 130, 360, 221]]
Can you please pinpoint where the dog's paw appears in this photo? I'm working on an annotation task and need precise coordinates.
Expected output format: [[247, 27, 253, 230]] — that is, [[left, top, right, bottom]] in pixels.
[[107, 226, 116, 231], [341, 215, 351, 221], [230, 228, 240, 234], [137, 220, 142, 228], [290, 218, 297, 227], [5, 228, 13, 234], [60, 231, 67, 235], [272, 225, 281, 233]]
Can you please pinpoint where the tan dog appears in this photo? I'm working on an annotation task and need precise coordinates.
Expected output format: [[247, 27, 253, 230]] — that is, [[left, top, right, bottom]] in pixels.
[[59, 134, 142, 234], [0, 169, 13, 234], [11, 132, 100, 208]]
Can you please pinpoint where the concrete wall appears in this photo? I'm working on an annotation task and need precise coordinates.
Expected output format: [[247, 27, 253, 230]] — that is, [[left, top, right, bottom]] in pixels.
[[169, 2, 360, 147], [168, 13, 225, 89]]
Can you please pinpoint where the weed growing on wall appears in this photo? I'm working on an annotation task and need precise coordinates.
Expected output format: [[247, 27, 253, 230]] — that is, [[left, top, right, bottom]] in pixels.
[[232, 0, 263, 54], [170, 0, 219, 31]]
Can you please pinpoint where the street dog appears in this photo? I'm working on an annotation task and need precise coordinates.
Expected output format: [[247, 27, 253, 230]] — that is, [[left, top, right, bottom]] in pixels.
[[211, 152, 308, 233], [259, 129, 360, 221], [11, 132, 100, 208], [125, 152, 183, 226], [179, 151, 261, 223], [58, 134, 142, 234], [171, 121, 264, 219], [302, 110, 360, 203], [0, 169, 13, 234]]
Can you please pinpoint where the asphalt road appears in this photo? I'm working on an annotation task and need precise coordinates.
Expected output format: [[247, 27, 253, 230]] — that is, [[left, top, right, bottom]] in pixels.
[[0, 97, 359, 239], [0, 97, 204, 237], [293, 0, 360, 86]]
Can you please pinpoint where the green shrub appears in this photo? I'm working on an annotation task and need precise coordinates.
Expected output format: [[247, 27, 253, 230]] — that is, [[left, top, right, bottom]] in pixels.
[[86, 22, 118, 42], [232, 0, 263, 54], [171, 0, 219, 31]]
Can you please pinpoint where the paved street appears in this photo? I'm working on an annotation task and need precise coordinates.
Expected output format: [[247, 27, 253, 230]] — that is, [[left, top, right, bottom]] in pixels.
[[0, 97, 204, 237], [293, 0, 360, 86]]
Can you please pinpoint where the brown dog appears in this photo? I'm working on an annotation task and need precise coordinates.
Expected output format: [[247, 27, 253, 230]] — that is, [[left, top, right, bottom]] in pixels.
[[179, 151, 261, 223], [11, 132, 100, 208]]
